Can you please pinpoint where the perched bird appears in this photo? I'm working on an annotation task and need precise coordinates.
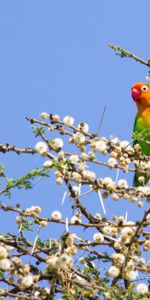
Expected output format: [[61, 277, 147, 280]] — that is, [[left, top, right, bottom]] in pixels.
[[131, 82, 150, 186]]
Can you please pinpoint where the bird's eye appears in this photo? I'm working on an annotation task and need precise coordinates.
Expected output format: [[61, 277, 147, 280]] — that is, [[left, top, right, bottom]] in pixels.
[[141, 85, 148, 92]]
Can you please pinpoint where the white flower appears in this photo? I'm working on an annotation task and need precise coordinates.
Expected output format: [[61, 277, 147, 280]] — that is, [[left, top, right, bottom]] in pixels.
[[136, 283, 148, 294], [108, 157, 117, 167], [91, 140, 107, 153], [63, 116, 74, 126], [120, 140, 130, 148], [110, 137, 119, 145], [52, 138, 63, 149], [47, 255, 59, 269], [69, 186, 80, 197], [39, 220, 48, 227], [78, 122, 89, 133], [43, 160, 53, 168], [30, 206, 41, 213], [0, 246, 7, 259], [80, 152, 88, 160], [88, 151, 96, 160], [108, 266, 120, 278], [74, 132, 85, 145], [57, 253, 72, 268], [71, 215, 81, 224], [82, 170, 96, 180], [35, 141, 48, 157], [20, 274, 33, 290], [102, 226, 112, 236], [34, 291, 40, 298], [117, 179, 128, 189], [93, 233, 104, 243], [112, 253, 125, 266], [103, 177, 113, 186], [66, 234, 76, 246], [112, 193, 119, 201], [94, 213, 102, 220], [121, 227, 134, 236], [129, 196, 137, 203], [72, 172, 82, 183], [56, 177, 63, 185], [124, 270, 137, 281], [0, 258, 11, 271], [69, 155, 79, 163], [51, 114, 60, 122], [40, 112, 49, 119], [51, 211, 62, 221]]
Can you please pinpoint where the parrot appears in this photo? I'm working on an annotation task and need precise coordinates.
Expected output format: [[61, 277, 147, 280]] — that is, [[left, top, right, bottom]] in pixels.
[[131, 82, 150, 186]]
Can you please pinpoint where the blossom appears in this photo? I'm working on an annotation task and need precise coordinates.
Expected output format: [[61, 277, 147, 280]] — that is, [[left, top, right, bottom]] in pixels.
[[124, 270, 137, 281], [120, 140, 130, 148], [69, 185, 80, 197], [0, 246, 8, 259], [102, 226, 112, 236], [51, 114, 60, 122], [52, 138, 63, 150], [93, 233, 104, 243], [74, 132, 85, 145], [117, 179, 128, 189], [103, 177, 113, 186], [47, 255, 59, 269], [51, 210, 62, 221], [20, 275, 33, 290], [108, 266, 120, 278], [30, 206, 41, 213], [108, 157, 117, 167], [63, 115, 74, 126], [94, 213, 102, 220], [56, 253, 72, 268], [16, 216, 23, 225], [69, 155, 79, 163], [136, 283, 148, 294], [67, 245, 77, 256], [82, 170, 96, 180], [39, 220, 48, 227], [66, 234, 76, 246], [110, 137, 119, 145], [40, 112, 49, 119], [43, 160, 53, 167], [71, 215, 82, 224], [56, 177, 63, 185], [80, 152, 88, 160], [91, 140, 107, 153], [35, 141, 48, 157], [112, 193, 119, 201], [103, 177, 115, 191], [78, 122, 89, 133], [0, 258, 11, 271], [121, 226, 134, 236], [112, 253, 125, 266], [72, 172, 82, 183]]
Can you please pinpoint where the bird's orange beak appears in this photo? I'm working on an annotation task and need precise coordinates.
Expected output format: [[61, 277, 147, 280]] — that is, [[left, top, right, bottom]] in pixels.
[[132, 88, 140, 101]]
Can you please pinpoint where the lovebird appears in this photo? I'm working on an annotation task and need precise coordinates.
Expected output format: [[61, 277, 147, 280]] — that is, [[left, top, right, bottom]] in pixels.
[[131, 82, 150, 186]]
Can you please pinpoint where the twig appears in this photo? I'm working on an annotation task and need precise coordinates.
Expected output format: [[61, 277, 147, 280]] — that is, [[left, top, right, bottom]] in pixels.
[[109, 44, 150, 67]]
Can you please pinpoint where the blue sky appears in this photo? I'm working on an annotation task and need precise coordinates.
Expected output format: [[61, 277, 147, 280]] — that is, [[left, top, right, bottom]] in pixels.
[[0, 1, 149, 243]]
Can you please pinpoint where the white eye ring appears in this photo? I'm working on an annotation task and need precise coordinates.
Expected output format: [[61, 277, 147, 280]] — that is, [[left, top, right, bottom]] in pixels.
[[141, 85, 148, 92]]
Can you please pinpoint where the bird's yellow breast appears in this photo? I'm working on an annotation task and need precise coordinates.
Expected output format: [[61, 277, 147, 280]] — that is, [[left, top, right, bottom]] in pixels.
[[137, 108, 150, 129]]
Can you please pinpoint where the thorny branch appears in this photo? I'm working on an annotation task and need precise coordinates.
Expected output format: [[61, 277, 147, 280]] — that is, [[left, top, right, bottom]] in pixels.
[[0, 113, 149, 299], [109, 44, 150, 68]]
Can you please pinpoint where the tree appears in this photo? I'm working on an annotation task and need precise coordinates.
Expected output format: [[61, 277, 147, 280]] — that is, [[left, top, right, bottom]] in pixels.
[[0, 47, 149, 299]]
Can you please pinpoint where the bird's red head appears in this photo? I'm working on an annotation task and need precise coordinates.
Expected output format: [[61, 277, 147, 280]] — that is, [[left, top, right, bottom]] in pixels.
[[131, 82, 150, 111]]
